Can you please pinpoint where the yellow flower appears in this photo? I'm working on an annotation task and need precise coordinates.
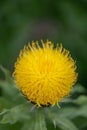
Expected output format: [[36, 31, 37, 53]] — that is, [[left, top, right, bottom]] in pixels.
[[13, 40, 77, 107]]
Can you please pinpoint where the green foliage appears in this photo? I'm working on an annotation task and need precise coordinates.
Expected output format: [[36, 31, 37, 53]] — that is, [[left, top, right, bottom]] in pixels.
[[0, 66, 87, 130], [0, 104, 31, 124], [22, 111, 47, 130], [47, 110, 79, 130]]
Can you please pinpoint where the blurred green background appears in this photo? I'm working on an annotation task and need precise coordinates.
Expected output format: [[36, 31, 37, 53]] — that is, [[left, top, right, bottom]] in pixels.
[[0, 0, 87, 86]]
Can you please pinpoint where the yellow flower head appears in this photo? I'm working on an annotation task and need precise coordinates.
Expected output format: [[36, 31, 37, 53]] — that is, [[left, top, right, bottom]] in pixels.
[[13, 40, 77, 107]]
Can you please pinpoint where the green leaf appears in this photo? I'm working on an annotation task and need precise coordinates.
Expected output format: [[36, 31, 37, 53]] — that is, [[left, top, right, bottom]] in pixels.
[[56, 102, 87, 119], [56, 107, 78, 119], [0, 66, 17, 99], [77, 104, 87, 118], [35, 111, 47, 130], [54, 117, 79, 130], [22, 110, 47, 130], [0, 67, 27, 104], [0, 80, 16, 96], [0, 65, 11, 81], [0, 79, 27, 103], [73, 95, 87, 105], [71, 84, 85, 94], [0, 103, 32, 124], [48, 111, 79, 130], [0, 97, 12, 111]]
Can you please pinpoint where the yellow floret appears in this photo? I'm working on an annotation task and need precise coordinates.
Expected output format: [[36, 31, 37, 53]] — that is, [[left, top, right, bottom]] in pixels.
[[13, 40, 77, 106]]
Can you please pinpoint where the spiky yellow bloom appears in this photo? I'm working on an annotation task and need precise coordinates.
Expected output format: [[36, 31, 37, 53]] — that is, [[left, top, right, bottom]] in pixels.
[[13, 40, 77, 106]]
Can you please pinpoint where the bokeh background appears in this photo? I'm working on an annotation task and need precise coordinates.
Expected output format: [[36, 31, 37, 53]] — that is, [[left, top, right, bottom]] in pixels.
[[0, 0, 87, 87]]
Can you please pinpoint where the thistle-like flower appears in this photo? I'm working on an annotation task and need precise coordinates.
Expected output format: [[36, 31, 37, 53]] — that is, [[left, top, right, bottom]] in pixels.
[[13, 40, 77, 107]]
